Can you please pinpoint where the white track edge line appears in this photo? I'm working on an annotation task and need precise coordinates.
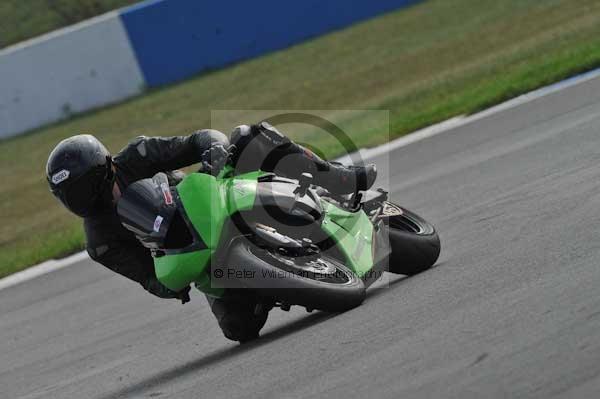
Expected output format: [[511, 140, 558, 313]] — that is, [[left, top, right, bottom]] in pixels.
[[2, 66, 599, 291], [0, 251, 88, 290]]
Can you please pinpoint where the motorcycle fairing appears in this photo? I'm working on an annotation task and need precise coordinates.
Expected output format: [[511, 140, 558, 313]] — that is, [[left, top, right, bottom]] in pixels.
[[153, 171, 261, 292], [320, 201, 375, 278]]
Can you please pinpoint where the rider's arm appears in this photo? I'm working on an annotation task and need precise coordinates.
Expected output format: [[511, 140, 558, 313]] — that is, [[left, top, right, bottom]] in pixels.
[[90, 245, 182, 299], [114, 129, 230, 178], [85, 229, 182, 299]]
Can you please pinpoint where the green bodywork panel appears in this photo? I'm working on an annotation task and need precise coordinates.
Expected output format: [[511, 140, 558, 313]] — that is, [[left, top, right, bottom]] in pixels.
[[320, 201, 374, 278], [153, 170, 262, 295], [154, 168, 375, 295]]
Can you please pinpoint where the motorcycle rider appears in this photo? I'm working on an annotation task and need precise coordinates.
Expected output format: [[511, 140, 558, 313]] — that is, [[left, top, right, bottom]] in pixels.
[[46, 122, 377, 342]]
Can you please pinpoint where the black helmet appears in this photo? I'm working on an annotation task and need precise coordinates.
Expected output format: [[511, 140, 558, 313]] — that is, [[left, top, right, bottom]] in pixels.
[[46, 134, 114, 217]]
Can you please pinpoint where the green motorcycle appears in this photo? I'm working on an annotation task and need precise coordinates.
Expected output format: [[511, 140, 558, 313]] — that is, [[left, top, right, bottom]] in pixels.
[[117, 161, 440, 312]]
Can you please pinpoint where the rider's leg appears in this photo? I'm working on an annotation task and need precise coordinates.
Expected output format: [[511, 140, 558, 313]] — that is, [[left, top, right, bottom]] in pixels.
[[230, 122, 377, 195], [205, 291, 269, 343]]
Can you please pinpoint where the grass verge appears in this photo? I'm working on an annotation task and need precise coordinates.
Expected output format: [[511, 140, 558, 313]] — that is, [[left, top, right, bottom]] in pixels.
[[0, 0, 139, 49], [2, 0, 600, 278]]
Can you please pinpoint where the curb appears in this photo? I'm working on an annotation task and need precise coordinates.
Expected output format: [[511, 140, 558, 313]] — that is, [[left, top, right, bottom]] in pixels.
[[0, 251, 88, 291]]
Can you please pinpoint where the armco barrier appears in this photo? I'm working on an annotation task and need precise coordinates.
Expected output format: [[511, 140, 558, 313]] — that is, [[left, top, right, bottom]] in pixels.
[[0, 0, 419, 139], [120, 0, 420, 87], [0, 12, 144, 139]]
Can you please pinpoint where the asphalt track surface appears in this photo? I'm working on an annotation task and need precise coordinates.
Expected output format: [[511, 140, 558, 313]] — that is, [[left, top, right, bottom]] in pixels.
[[4, 76, 600, 399]]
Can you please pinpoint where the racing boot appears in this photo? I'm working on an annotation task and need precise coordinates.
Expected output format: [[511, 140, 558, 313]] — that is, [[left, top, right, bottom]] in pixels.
[[206, 291, 270, 343], [311, 160, 377, 195]]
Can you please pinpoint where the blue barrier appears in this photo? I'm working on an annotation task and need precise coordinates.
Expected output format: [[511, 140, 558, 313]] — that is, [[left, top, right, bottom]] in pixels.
[[120, 0, 420, 87]]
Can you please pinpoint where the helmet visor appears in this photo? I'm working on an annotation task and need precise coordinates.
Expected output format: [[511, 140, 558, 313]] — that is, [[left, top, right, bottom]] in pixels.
[[57, 166, 111, 217]]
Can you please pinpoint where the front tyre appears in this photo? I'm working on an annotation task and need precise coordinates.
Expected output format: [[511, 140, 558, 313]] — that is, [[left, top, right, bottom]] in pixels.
[[386, 206, 441, 275], [224, 241, 366, 312]]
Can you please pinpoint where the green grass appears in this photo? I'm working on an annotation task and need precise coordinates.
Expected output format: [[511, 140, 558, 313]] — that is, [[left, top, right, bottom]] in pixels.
[[2, 0, 600, 278], [0, 0, 139, 49]]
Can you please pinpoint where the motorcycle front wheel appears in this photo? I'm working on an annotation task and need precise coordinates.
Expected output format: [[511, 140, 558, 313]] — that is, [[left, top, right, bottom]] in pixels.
[[224, 240, 366, 312]]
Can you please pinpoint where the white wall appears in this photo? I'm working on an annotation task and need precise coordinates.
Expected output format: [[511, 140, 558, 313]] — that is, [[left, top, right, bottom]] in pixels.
[[0, 12, 144, 139]]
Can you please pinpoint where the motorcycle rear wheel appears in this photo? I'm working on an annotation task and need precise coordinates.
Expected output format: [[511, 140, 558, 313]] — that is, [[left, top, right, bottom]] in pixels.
[[386, 205, 441, 276]]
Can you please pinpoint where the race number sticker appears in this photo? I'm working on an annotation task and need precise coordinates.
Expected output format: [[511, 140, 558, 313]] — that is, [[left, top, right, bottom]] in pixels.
[[153, 215, 164, 232], [51, 169, 70, 184]]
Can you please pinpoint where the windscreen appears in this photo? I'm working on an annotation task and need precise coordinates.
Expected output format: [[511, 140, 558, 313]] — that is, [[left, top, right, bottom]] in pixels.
[[117, 173, 177, 246]]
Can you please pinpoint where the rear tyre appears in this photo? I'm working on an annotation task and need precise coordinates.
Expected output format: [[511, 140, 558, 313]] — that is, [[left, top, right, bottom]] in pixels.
[[387, 206, 440, 276], [224, 241, 366, 312]]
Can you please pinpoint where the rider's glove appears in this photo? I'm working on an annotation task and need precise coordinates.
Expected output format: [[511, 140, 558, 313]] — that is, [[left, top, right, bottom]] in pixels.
[[201, 144, 228, 176], [146, 279, 191, 304]]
